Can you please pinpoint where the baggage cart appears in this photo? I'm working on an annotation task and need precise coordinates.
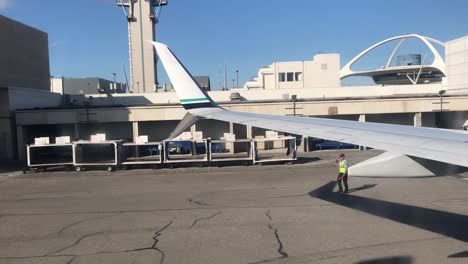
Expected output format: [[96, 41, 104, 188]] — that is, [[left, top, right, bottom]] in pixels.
[[73, 141, 120, 171], [163, 139, 208, 164], [209, 139, 253, 164], [120, 142, 162, 168], [26, 143, 73, 172], [252, 136, 297, 165]]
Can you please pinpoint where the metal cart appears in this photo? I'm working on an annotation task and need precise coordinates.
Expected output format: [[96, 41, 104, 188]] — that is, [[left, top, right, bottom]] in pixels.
[[252, 136, 297, 165], [209, 139, 253, 164], [73, 141, 120, 171], [26, 143, 74, 172], [163, 139, 208, 164], [120, 142, 162, 168]]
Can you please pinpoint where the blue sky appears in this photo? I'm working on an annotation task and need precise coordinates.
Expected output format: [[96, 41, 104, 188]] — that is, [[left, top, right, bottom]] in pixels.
[[1, 0, 468, 89]]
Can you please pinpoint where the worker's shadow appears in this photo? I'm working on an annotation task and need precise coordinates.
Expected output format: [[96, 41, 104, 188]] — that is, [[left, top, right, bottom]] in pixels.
[[347, 184, 377, 193]]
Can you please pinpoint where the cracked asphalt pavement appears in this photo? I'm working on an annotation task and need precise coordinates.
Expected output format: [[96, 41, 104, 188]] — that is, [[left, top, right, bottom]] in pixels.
[[0, 150, 467, 263]]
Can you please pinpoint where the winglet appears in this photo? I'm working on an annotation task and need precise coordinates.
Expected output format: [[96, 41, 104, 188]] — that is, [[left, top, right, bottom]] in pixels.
[[152, 42, 218, 110]]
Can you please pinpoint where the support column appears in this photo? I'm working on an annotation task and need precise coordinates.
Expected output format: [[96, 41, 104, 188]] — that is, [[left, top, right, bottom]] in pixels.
[[414, 112, 422, 127], [359, 114, 367, 150], [132, 121, 139, 142], [247, 125, 253, 139], [74, 123, 80, 140], [229, 122, 234, 134], [190, 124, 196, 133], [298, 136, 307, 153], [16, 125, 25, 161]]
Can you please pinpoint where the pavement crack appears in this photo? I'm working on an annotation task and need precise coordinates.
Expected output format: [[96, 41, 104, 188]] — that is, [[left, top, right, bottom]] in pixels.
[[190, 211, 222, 229], [147, 219, 173, 264], [47, 231, 105, 256], [62, 220, 174, 263], [66, 256, 77, 264], [269, 224, 288, 258], [265, 209, 272, 221], [187, 198, 210, 206], [0, 203, 332, 217], [265, 209, 288, 259], [58, 213, 121, 235]]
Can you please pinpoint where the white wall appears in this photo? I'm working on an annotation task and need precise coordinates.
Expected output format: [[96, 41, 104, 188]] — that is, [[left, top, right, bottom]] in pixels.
[[50, 78, 64, 94], [304, 54, 341, 88], [446, 36, 468, 91], [244, 54, 340, 90]]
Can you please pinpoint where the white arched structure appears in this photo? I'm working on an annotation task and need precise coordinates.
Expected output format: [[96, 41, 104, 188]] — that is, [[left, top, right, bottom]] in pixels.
[[340, 34, 446, 82]]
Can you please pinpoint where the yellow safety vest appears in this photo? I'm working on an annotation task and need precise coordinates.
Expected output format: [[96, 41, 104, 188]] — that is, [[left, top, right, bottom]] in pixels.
[[339, 160, 347, 173]]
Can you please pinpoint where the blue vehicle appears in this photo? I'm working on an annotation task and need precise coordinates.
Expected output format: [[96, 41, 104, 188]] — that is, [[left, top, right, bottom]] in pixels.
[[314, 139, 358, 150]]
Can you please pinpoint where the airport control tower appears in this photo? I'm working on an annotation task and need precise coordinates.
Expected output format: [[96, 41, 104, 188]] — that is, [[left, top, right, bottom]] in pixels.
[[117, 0, 168, 93]]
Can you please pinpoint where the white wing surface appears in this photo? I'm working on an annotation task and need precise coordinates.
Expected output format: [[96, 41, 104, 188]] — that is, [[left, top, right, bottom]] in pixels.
[[153, 42, 468, 168]]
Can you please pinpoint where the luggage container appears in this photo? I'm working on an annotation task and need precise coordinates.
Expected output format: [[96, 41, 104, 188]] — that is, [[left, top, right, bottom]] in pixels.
[[120, 142, 162, 168], [163, 139, 208, 164], [73, 141, 120, 171], [252, 136, 297, 165], [26, 143, 74, 172], [209, 139, 253, 164]]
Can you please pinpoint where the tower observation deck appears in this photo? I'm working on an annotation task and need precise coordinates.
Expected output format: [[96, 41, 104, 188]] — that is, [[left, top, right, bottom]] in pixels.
[[116, 0, 168, 93], [340, 34, 446, 85]]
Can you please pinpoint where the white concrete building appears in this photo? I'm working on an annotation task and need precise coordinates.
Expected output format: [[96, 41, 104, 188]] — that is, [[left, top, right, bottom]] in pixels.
[[445, 36, 468, 91], [243, 54, 340, 90]]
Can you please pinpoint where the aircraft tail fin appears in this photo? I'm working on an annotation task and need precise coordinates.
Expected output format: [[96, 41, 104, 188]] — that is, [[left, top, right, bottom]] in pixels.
[[152, 42, 218, 110]]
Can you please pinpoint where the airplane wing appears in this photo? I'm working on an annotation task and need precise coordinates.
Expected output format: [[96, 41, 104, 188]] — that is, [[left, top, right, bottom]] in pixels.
[[153, 42, 468, 174]]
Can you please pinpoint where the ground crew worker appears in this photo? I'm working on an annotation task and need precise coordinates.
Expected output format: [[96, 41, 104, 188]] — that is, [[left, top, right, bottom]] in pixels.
[[337, 153, 349, 193]]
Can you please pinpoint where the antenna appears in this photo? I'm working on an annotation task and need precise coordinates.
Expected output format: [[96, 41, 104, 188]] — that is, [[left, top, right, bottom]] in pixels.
[[123, 63, 130, 93]]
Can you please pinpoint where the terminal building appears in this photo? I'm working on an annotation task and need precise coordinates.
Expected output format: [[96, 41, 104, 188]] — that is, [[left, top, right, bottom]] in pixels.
[[1, 14, 468, 161], [0, 15, 61, 160]]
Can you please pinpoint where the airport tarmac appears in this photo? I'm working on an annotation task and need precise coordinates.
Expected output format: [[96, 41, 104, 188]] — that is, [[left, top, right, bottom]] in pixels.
[[0, 150, 467, 264]]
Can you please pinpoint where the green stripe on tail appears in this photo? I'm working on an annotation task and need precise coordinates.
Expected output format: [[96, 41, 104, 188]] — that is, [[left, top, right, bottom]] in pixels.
[[180, 98, 209, 103]]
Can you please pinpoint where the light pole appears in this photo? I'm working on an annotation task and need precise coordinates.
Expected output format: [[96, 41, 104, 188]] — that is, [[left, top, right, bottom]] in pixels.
[[439, 89, 446, 112], [291, 95, 297, 116], [236, 70, 239, 87], [112, 73, 117, 83]]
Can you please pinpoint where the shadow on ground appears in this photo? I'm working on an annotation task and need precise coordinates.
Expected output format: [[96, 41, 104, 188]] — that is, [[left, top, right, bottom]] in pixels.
[[355, 256, 413, 264], [448, 250, 468, 258], [293, 157, 321, 165], [347, 184, 377, 193], [0, 160, 24, 174], [308, 182, 468, 246]]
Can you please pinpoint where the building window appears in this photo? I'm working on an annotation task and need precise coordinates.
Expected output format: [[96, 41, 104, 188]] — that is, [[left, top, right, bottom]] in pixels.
[[280, 72, 303, 82], [321, 64, 328, 70], [279, 73, 286, 82], [295, 72, 303, 81]]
